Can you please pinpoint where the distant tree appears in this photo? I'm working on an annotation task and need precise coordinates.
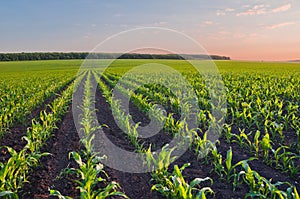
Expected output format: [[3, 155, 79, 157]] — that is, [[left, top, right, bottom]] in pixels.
[[0, 52, 230, 61]]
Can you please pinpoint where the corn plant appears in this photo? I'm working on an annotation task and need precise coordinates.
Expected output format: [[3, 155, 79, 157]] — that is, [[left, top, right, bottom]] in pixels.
[[260, 132, 272, 164], [211, 147, 254, 186], [194, 131, 215, 163], [272, 146, 299, 177], [238, 162, 298, 199], [252, 130, 261, 158], [145, 144, 176, 181], [232, 128, 252, 149], [65, 152, 128, 199], [152, 163, 214, 199], [223, 123, 233, 144]]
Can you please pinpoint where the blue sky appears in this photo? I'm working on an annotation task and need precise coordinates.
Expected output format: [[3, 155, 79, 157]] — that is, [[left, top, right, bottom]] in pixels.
[[1, 0, 299, 60]]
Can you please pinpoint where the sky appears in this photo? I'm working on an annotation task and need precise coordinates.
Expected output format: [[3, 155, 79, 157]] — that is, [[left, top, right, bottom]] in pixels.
[[0, 0, 299, 61]]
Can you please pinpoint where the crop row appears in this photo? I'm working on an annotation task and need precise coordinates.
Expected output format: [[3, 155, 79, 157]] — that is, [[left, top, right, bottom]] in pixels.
[[51, 71, 128, 199], [101, 71, 299, 198], [0, 73, 82, 198], [0, 72, 75, 135], [106, 72, 299, 176]]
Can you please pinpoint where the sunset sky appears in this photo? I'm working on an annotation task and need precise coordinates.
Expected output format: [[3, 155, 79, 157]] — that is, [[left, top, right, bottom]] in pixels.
[[1, 0, 299, 61]]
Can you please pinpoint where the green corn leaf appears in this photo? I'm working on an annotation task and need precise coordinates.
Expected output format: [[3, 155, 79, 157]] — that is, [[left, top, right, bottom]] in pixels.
[[226, 147, 232, 171]]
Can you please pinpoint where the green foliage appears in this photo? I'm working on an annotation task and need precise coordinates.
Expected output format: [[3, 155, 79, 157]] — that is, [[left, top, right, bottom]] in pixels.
[[238, 162, 298, 199], [151, 163, 214, 199], [67, 152, 128, 199], [211, 147, 254, 188], [53, 72, 129, 199], [0, 79, 76, 197], [0, 72, 74, 135], [1, 59, 300, 198]]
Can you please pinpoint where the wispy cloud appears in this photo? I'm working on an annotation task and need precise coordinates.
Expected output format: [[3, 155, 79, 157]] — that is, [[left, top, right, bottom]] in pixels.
[[265, 22, 295, 29], [198, 20, 217, 28], [216, 8, 235, 16], [236, 4, 269, 16], [272, 3, 291, 13], [237, 3, 292, 16]]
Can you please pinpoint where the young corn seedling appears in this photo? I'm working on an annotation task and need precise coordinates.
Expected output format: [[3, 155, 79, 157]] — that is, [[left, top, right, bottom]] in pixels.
[[223, 123, 233, 144], [270, 121, 285, 142], [252, 130, 261, 158], [223, 147, 254, 185], [145, 144, 176, 183], [211, 147, 224, 179], [211, 147, 254, 190], [194, 132, 215, 163], [260, 132, 272, 164], [151, 163, 214, 199], [61, 152, 128, 199], [232, 128, 252, 149], [273, 146, 299, 177]]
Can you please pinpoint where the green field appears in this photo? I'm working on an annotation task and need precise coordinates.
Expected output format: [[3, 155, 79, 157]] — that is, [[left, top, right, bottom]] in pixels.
[[1, 59, 300, 73], [0, 59, 299, 198]]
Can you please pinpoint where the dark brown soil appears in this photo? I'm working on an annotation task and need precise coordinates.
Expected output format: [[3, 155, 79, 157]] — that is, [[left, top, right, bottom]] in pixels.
[[22, 106, 81, 199], [94, 83, 162, 199]]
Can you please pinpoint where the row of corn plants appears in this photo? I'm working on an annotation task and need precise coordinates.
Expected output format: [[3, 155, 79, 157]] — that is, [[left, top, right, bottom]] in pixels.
[[51, 70, 128, 199], [118, 72, 300, 155], [0, 73, 80, 198], [0, 72, 75, 135], [102, 72, 223, 158], [221, 73, 299, 153], [92, 71, 216, 198], [99, 71, 219, 198], [104, 71, 299, 198], [109, 72, 300, 178], [223, 126, 300, 178]]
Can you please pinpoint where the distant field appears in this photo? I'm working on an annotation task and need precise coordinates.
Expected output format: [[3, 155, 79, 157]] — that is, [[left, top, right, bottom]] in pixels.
[[0, 59, 299, 198], [0, 59, 300, 73]]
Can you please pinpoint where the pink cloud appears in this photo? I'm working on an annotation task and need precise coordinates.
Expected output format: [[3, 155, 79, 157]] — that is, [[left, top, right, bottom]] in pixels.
[[216, 8, 235, 16], [272, 4, 291, 13], [265, 22, 295, 29], [237, 3, 292, 16], [236, 4, 268, 16]]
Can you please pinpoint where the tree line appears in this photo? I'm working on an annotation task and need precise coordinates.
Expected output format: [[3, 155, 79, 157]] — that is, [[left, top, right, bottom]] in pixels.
[[0, 52, 230, 61]]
